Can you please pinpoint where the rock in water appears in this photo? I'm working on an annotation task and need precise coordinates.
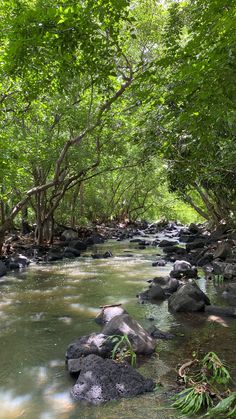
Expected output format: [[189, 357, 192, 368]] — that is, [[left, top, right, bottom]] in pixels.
[[71, 354, 155, 404], [102, 314, 156, 354], [168, 283, 210, 312]]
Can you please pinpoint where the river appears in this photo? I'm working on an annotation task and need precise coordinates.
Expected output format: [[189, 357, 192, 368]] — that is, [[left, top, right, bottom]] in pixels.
[[0, 233, 235, 418]]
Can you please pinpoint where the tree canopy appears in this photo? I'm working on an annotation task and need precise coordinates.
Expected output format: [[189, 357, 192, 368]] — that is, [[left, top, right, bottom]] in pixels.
[[0, 0, 235, 249]]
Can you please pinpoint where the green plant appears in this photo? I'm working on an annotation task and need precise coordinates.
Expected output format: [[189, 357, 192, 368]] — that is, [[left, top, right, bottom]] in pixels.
[[213, 274, 225, 286], [172, 351, 233, 417], [206, 392, 236, 418], [107, 334, 137, 367]]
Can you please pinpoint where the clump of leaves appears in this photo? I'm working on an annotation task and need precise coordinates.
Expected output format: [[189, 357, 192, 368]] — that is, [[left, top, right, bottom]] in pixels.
[[172, 351, 234, 417], [206, 392, 236, 418], [107, 334, 137, 367]]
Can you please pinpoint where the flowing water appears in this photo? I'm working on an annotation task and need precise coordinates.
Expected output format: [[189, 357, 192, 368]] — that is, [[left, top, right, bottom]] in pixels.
[[0, 235, 236, 419]]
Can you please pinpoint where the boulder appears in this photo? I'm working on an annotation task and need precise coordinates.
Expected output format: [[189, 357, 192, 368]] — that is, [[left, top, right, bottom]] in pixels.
[[70, 240, 87, 251], [0, 261, 7, 277], [170, 268, 198, 279], [85, 234, 105, 245], [95, 305, 127, 325], [102, 314, 156, 354], [173, 260, 191, 271], [47, 247, 64, 261], [186, 239, 207, 252], [11, 255, 30, 267], [66, 333, 112, 361], [222, 283, 236, 298], [205, 305, 236, 318], [91, 251, 113, 259], [196, 254, 213, 267], [168, 283, 210, 313], [61, 229, 78, 241], [172, 260, 198, 279], [71, 354, 155, 404], [213, 241, 233, 260], [152, 259, 166, 267], [64, 247, 81, 258], [138, 284, 166, 302], [212, 261, 236, 279]]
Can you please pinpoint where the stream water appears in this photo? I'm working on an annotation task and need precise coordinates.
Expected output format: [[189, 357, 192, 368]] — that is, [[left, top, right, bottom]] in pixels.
[[0, 233, 236, 419]]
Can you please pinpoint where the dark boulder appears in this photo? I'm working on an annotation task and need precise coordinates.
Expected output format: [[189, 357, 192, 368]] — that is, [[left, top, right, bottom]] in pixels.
[[91, 251, 113, 259], [64, 247, 81, 258], [66, 333, 112, 361], [71, 354, 155, 404], [213, 241, 233, 260], [152, 259, 166, 267], [168, 283, 210, 313], [212, 261, 236, 279], [85, 234, 105, 245], [47, 247, 64, 261], [196, 253, 213, 267], [95, 305, 127, 325], [170, 259, 198, 279], [205, 305, 236, 318], [186, 239, 207, 252], [102, 314, 156, 354], [0, 261, 7, 277], [138, 284, 166, 302], [70, 240, 87, 251], [170, 268, 198, 279]]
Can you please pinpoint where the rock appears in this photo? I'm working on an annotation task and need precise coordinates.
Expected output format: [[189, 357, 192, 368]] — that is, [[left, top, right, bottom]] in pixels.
[[186, 239, 207, 252], [148, 325, 174, 340], [222, 283, 236, 298], [189, 223, 201, 234], [71, 354, 155, 404], [212, 261, 236, 279], [64, 247, 81, 257], [61, 229, 78, 241], [196, 254, 213, 267], [162, 246, 187, 257], [168, 283, 210, 313], [9, 262, 20, 270], [170, 268, 198, 279], [66, 333, 112, 361], [11, 255, 30, 267], [70, 240, 87, 251], [173, 260, 192, 271], [213, 241, 233, 260], [85, 234, 105, 245], [159, 240, 179, 248], [95, 305, 127, 325], [152, 259, 166, 267], [0, 261, 7, 277], [91, 251, 113, 259], [102, 314, 156, 354], [148, 276, 180, 294], [205, 305, 236, 318], [138, 284, 166, 302], [47, 247, 64, 261]]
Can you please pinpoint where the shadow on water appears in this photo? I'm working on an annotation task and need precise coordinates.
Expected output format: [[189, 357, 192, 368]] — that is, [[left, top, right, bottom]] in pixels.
[[0, 238, 235, 418]]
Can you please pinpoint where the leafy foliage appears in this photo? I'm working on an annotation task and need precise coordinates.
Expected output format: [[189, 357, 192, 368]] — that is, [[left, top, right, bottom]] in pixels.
[[107, 334, 137, 367], [172, 351, 234, 417]]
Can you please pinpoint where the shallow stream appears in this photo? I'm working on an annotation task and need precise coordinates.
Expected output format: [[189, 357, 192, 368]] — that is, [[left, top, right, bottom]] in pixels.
[[0, 234, 236, 419]]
